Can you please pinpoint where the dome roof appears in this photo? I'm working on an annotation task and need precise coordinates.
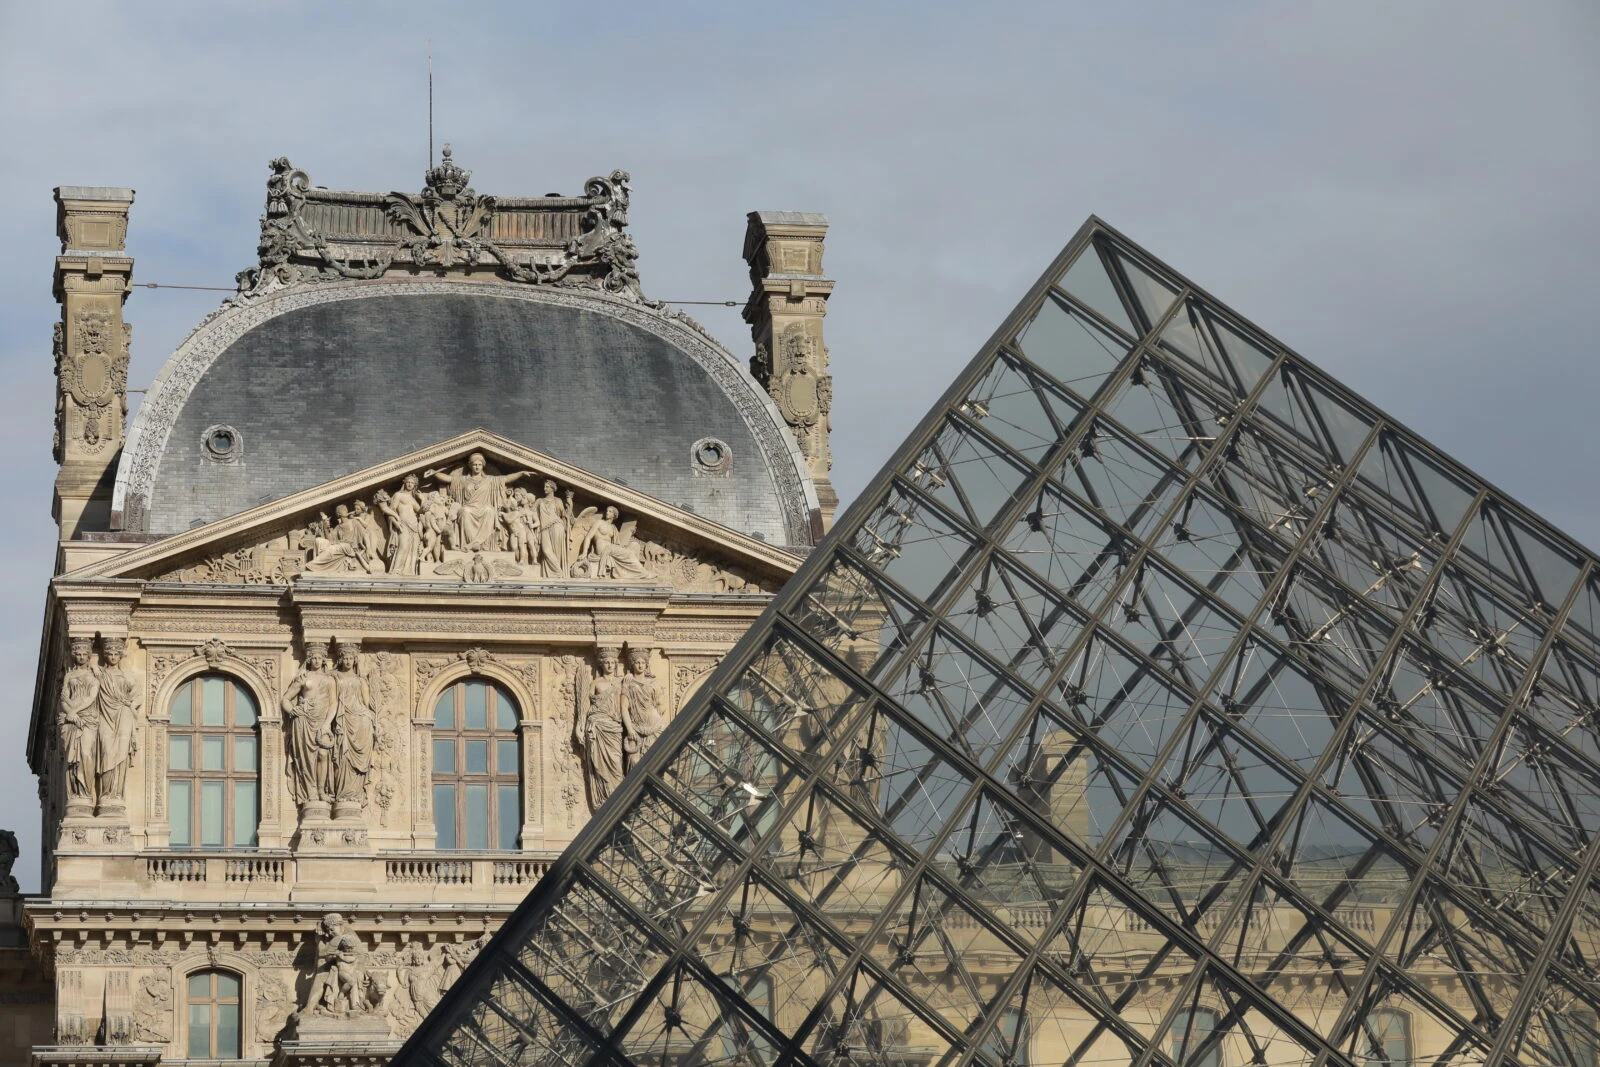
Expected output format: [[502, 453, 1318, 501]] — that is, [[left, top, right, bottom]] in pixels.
[[113, 280, 816, 544]]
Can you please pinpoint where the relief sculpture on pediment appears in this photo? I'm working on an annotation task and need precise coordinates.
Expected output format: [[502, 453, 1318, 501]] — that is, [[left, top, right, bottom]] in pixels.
[[157, 455, 774, 593]]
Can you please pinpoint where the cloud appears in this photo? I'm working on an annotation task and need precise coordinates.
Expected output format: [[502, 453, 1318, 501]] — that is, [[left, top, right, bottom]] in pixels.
[[0, 0, 1595, 889]]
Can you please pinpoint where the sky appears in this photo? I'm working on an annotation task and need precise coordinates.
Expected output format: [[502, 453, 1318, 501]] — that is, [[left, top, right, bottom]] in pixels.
[[0, 1, 1595, 890]]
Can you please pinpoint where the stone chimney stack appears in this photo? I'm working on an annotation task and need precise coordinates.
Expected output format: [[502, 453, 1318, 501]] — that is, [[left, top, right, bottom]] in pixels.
[[52, 187, 134, 541], [742, 212, 837, 533]]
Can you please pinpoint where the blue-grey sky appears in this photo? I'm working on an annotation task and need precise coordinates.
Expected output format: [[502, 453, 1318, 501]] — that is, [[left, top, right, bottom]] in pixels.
[[0, 1, 1595, 889]]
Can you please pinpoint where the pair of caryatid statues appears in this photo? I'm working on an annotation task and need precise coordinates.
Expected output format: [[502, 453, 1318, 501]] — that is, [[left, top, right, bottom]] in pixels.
[[57, 635, 141, 819], [280, 639, 375, 821], [576, 646, 666, 810], [302, 452, 654, 581]]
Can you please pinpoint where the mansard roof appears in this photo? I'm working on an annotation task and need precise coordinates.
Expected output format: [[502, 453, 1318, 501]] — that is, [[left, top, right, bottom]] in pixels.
[[110, 153, 819, 546], [397, 217, 1600, 1067]]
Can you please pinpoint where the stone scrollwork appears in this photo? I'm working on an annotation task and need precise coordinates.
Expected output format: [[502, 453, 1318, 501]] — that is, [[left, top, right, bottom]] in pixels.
[[59, 305, 130, 455], [233, 149, 657, 305], [158, 455, 775, 594], [132, 971, 173, 1044]]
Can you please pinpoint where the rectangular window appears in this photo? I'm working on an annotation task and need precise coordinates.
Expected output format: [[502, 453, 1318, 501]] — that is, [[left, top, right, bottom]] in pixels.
[[434, 785, 457, 849], [170, 735, 192, 772], [496, 740, 519, 776], [465, 784, 490, 850], [466, 740, 489, 774], [171, 685, 192, 726], [202, 736, 226, 772], [216, 1002, 240, 1059], [1172, 1009, 1221, 1067], [435, 739, 456, 775], [201, 677, 226, 725], [465, 684, 488, 729], [187, 1003, 211, 1058], [497, 784, 520, 849], [233, 782, 257, 847], [234, 735, 257, 772], [170, 781, 192, 846], [200, 781, 225, 847]]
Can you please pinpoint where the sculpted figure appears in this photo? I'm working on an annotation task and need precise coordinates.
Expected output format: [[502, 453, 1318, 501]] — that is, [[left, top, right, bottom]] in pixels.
[[58, 637, 100, 810], [425, 452, 532, 552], [353, 499, 387, 562], [503, 487, 536, 565], [331, 639, 376, 817], [301, 913, 368, 1016], [378, 478, 424, 576], [133, 972, 173, 1044], [281, 641, 337, 811], [605, 518, 655, 582], [332, 504, 383, 573], [570, 506, 610, 578], [532, 480, 576, 578], [397, 942, 445, 1018], [575, 647, 626, 809], [0, 829, 19, 894], [302, 516, 364, 574], [620, 646, 665, 773], [419, 490, 455, 561], [93, 636, 140, 813]]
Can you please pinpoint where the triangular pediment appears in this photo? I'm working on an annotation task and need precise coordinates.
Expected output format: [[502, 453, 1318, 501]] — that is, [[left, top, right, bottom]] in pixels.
[[68, 430, 800, 592]]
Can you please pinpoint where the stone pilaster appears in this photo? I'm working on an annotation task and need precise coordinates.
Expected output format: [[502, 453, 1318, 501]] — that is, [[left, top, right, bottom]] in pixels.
[[52, 186, 135, 542], [742, 211, 838, 532]]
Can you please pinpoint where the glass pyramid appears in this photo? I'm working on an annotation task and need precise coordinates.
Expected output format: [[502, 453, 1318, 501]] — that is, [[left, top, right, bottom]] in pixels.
[[396, 218, 1600, 1067]]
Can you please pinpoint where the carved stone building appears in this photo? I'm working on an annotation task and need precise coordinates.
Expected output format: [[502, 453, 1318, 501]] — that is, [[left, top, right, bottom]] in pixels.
[[8, 154, 839, 1064]]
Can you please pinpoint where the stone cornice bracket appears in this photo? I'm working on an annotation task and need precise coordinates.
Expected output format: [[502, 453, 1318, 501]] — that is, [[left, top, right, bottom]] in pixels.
[[57, 593, 135, 643], [591, 608, 661, 647], [231, 151, 659, 307], [741, 211, 837, 534], [53, 186, 135, 543]]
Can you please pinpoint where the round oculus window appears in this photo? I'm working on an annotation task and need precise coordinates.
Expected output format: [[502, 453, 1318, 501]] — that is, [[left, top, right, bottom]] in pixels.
[[202, 425, 241, 461], [691, 437, 732, 475]]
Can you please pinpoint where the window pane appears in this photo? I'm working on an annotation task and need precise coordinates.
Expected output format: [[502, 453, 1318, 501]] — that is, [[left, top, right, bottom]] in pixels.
[[465, 740, 489, 774], [497, 784, 520, 849], [216, 972, 240, 999], [465, 682, 487, 729], [496, 740, 519, 776], [434, 739, 456, 775], [465, 784, 489, 849], [233, 685, 258, 727], [434, 785, 457, 849], [234, 735, 257, 772], [170, 735, 192, 771], [200, 781, 224, 847], [202, 736, 225, 771], [217, 1002, 241, 1058], [496, 688, 517, 730], [189, 972, 212, 999], [1172, 1009, 1221, 1067], [434, 690, 455, 729], [170, 782, 192, 846], [171, 683, 192, 725], [201, 677, 226, 725], [233, 782, 258, 847], [187, 1003, 211, 1058]]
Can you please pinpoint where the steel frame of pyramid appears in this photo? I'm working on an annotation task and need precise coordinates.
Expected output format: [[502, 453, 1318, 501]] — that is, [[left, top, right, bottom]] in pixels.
[[396, 218, 1600, 1067]]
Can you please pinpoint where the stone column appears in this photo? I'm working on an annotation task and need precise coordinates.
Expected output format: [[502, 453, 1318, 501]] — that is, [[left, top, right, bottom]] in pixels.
[[742, 211, 838, 532], [52, 187, 134, 540]]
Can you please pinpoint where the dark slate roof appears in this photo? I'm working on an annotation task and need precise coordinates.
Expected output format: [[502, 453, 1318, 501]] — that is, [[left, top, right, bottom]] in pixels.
[[115, 281, 813, 543]]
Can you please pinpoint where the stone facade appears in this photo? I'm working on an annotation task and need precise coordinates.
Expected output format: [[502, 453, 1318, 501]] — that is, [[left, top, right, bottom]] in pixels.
[[13, 163, 827, 1066]]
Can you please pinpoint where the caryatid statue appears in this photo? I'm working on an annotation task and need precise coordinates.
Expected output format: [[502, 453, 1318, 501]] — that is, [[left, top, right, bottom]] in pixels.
[[93, 636, 141, 816], [425, 452, 533, 552], [282, 641, 338, 816], [620, 645, 665, 773], [57, 636, 100, 816], [331, 639, 376, 819], [575, 647, 626, 809]]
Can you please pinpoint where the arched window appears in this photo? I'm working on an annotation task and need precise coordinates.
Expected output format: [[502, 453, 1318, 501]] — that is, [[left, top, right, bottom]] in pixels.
[[1360, 1009, 1411, 1066], [1171, 1008, 1222, 1067], [432, 679, 521, 850], [980, 1006, 1030, 1067], [1554, 1010, 1600, 1067], [186, 970, 242, 1058], [169, 675, 258, 848]]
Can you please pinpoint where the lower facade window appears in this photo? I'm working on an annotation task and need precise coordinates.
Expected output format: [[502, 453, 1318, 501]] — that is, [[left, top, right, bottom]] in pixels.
[[1361, 1009, 1411, 1066], [1172, 1008, 1222, 1067], [187, 970, 242, 1058], [168, 674, 259, 848], [432, 678, 522, 849]]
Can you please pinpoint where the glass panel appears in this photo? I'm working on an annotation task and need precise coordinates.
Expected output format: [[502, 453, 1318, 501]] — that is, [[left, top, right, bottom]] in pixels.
[[234, 735, 257, 772], [496, 687, 518, 730], [188, 972, 211, 999], [201, 676, 226, 726], [217, 1002, 241, 1058], [169, 735, 192, 771], [1015, 291, 1133, 402], [1053, 244, 1136, 336], [170, 781, 192, 846], [201, 736, 225, 771], [200, 781, 224, 847], [170, 682, 192, 725], [1112, 249, 1180, 331], [433, 690, 455, 729], [498, 784, 520, 849], [233, 684, 258, 726], [434, 785, 457, 849], [1171, 1007, 1222, 1067], [466, 739, 489, 774], [187, 1002, 211, 1058], [216, 972, 240, 998], [496, 740, 519, 776], [434, 739, 456, 775], [232, 782, 257, 847], [465, 682, 488, 730], [465, 784, 490, 850]]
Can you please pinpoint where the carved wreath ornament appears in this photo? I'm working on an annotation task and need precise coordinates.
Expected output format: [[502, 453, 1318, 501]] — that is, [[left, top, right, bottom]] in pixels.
[[61, 306, 129, 452]]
